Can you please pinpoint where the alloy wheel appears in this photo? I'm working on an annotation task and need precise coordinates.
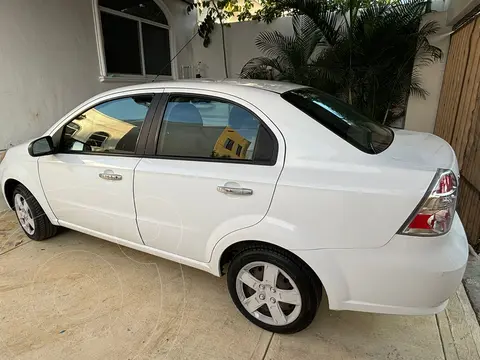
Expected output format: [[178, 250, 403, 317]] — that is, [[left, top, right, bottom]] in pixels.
[[14, 194, 35, 235], [235, 261, 302, 326]]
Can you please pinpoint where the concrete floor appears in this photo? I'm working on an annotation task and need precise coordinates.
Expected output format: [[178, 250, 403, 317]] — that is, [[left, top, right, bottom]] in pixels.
[[1, 210, 480, 360], [464, 254, 480, 323]]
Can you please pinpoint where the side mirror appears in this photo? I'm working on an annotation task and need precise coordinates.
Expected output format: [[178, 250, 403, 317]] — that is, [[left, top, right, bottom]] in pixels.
[[28, 136, 55, 157]]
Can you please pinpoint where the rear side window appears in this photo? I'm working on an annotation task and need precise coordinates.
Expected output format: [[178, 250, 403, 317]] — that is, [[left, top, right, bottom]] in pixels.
[[282, 88, 394, 154], [155, 95, 277, 164]]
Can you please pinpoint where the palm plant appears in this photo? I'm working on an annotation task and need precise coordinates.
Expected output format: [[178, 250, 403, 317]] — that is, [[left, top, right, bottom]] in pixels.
[[240, 0, 441, 125], [240, 15, 329, 86]]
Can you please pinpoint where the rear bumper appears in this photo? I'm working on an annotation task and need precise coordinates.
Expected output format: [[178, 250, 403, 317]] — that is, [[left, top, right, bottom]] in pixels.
[[293, 214, 468, 315]]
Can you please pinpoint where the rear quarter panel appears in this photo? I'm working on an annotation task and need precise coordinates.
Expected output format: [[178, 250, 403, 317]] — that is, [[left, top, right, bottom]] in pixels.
[[276, 105, 439, 249], [265, 97, 440, 249], [269, 160, 435, 249]]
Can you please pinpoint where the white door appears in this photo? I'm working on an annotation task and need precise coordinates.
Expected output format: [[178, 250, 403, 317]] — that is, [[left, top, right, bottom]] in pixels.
[[134, 91, 285, 262], [39, 95, 157, 244]]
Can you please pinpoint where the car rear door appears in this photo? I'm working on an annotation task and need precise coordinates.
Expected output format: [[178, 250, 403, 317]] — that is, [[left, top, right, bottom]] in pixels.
[[134, 90, 285, 262], [39, 92, 163, 244]]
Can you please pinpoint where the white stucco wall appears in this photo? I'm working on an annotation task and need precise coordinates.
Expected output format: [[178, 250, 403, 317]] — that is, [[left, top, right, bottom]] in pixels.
[[0, 0, 195, 151], [446, 0, 480, 24], [404, 11, 452, 133], [192, 17, 293, 79]]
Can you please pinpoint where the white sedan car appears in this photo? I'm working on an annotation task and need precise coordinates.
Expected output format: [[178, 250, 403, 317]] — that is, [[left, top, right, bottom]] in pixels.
[[0, 80, 468, 333]]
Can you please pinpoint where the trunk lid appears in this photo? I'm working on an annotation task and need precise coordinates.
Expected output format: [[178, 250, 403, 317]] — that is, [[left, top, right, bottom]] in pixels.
[[380, 129, 459, 176]]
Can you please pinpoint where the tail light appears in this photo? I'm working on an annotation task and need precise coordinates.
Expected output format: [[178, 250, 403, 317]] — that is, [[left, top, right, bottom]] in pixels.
[[398, 169, 458, 236]]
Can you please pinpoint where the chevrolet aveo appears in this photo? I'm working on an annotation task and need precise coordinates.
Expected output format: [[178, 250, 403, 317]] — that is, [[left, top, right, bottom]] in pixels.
[[0, 80, 468, 333]]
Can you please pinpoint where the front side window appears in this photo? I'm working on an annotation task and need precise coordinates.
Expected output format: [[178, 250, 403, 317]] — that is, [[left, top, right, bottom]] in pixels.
[[156, 96, 276, 164], [97, 0, 172, 77], [282, 88, 394, 154], [60, 95, 153, 154]]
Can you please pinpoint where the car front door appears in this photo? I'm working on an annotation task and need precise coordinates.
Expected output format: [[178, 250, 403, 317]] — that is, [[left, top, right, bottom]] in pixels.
[[39, 93, 161, 244], [134, 90, 285, 262]]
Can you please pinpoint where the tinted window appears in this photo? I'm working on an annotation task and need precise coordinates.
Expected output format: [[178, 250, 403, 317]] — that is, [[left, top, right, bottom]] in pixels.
[[60, 96, 153, 154], [156, 96, 274, 163], [282, 88, 394, 154], [101, 12, 142, 75]]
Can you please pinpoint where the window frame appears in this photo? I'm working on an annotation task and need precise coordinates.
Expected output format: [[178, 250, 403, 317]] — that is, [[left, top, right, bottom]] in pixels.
[[144, 92, 279, 166], [55, 93, 162, 158], [92, 0, 177, 83]]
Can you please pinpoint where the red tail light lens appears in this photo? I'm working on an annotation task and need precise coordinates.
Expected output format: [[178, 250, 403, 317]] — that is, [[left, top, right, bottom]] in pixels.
[[399, 169, 458, 236]]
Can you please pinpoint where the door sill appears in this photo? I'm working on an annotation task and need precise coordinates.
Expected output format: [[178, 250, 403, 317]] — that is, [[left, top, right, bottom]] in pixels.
[[58, 221, 213, 274]]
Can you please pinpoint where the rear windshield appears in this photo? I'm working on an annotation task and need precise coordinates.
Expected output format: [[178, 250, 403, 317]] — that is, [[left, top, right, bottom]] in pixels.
[[282, 88, 394, 154]]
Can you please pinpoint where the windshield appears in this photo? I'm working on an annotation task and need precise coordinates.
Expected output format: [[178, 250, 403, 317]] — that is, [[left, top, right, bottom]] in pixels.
[[282, 88, 394, 154]]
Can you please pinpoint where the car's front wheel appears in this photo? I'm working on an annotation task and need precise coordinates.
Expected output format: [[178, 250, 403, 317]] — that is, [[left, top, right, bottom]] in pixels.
[[13, 184, 58, 241], [227, 245, 320, 334]]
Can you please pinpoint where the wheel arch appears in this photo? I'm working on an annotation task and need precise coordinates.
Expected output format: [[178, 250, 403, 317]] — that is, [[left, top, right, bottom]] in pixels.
[[1, 171, 58, 226], [216, 239, 323, 302], [219, 240, 304, 275], [3, 178, 21, 209]]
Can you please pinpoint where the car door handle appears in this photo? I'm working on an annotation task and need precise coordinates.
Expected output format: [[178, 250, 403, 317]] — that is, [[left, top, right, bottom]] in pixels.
[[99, 172, 122, 181], [217, 186, 253, 196]]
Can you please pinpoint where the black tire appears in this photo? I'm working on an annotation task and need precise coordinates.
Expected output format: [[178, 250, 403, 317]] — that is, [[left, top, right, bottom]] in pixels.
[[227, 244, 321, 334], [12, 184, 58, 241]]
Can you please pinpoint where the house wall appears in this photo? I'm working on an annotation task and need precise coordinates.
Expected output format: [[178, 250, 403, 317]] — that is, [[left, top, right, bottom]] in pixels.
[[191, 17, 294, 79], [404, 11, 452, 133], [446, 0, 480, 25]]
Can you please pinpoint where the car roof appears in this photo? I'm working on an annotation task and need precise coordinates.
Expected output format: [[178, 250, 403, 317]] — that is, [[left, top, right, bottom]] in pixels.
[[102, 79, 306, 96], [46, 79, 307, 135], [172, 79, 306, 93]]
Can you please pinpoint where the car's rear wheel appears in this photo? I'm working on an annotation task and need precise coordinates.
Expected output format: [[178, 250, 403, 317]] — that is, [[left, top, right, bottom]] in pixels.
[[13, 184, 58, 241], [227, 245, 320, 334]]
